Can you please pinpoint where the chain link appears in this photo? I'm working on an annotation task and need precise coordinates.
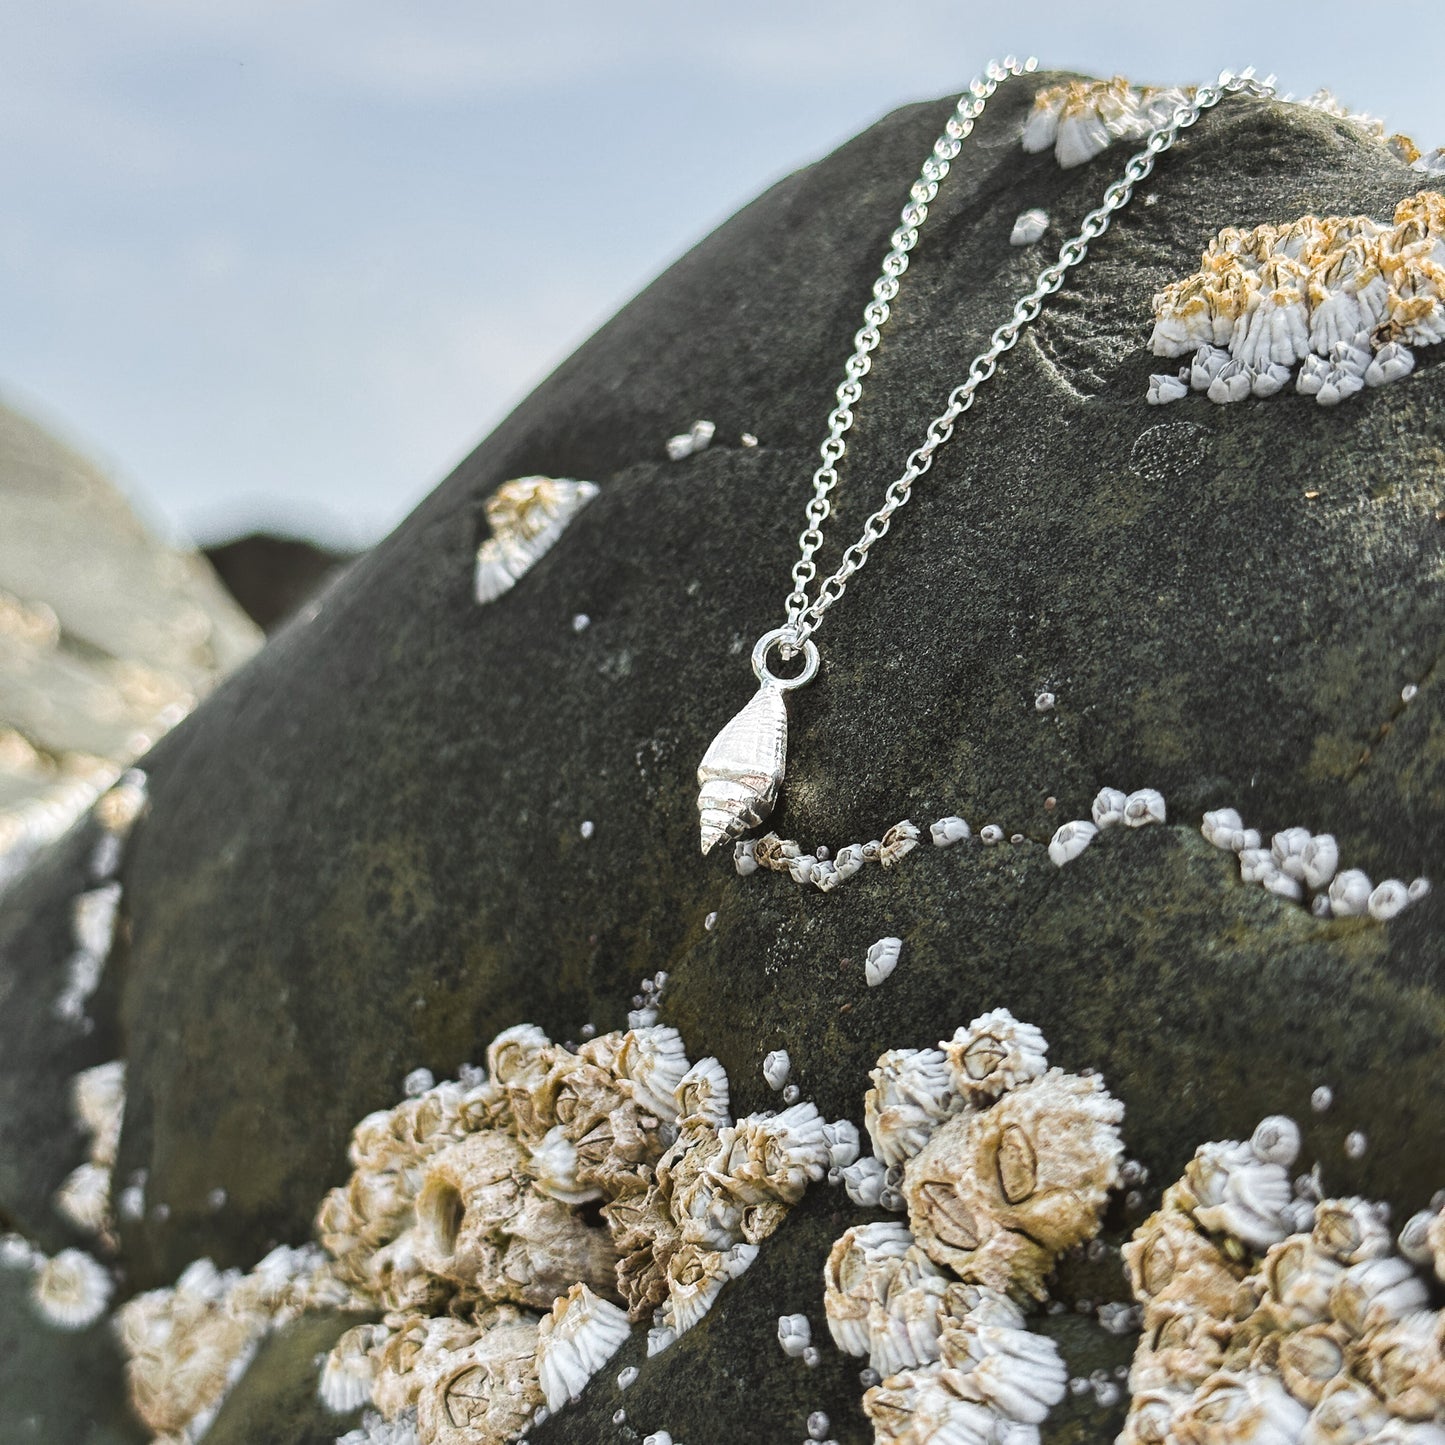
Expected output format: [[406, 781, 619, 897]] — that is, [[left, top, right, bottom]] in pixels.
[[782, 67, 1276, 648]]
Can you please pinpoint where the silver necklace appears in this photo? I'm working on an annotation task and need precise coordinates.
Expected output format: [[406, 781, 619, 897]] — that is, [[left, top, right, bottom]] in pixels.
[[697, 61, 1276, 857]]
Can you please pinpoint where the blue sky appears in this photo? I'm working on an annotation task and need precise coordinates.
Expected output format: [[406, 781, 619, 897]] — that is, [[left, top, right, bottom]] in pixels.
[[2, 2, 1442, 547]]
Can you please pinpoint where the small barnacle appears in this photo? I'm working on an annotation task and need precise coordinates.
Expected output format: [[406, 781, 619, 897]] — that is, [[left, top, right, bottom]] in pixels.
[[1191, 344, 1232, 391], [1010, 208, 1048, 245], [473, 477, 600, 604], [1301, 1377, 1390, 1439], [980, 824, 1005, 846], [940, 1009, 1048, 1107], [1034, 690, 1056, 712], [1366, 340, 1416, 386], [822, 1221, 916, 1358], [1296, 351, 1332, 396], [763, 1051, 791, 1091], [1270, 829, 1313, 882], [1409, 877, 1431, 902], [864, 1049, 959, 1166], [1202, 809, 1243, 848], [1123, 789, 1166, 827], [319, 1322, 389, 1413], [674, 1056, 730, 1132], [1368, 879, 1410, 920], [863, 1362, 1005, 1444], [806, 1410, 830, 1441], [1398, 1208, 1437, 1271], [1170, 1370, 1308, 1442], [842, 1156, 887, 1208], [1299, 835, 1339, 891], [865, 936, 903, 988], [811, 859, 841, 891], [1349, 1307, 1445, 1420], [665, 419, 716, 461], [611, 1024, 690, 1123], [526, 1125, 601, 1206], [661, 1241, 755, 1333], [1092, 788, 1128, 829], [939, 1314, 1068, 1424], [930, 816, 971, 847], [1330, 1255, 1430, 1334], [823, 1120, 861, 1170], [1264, 871, 1304, 903], [1239, 848, 1277, 884], [1249, 1117, 1300, 1168], [1048, 819, 1097, 866], [1274, 1322, 1352, 1409], [904, 1069, 1124, 1300], [72, 881, 122, 958], [535, 1283, 631, 1413], [1122, 1208, 1244, 1322], [1147, 372, 1190, 405], [1328, 869, 1373, 917], [54, 1162, 111, 1236], [32, 1247, 113, 1330], [788, 853, 818, 885], [1315, 364, 1366, 406], [880, 820, 921, 868], [1252, 362, 1294, 397], [1311, 1197, 1391, 1265], [72, 1061, 125, 1159], [833, 843, 867, 882], [1173, 1139, 1293, 1253], [733, 840, 758, 877], [778, 1312, 811, 1357], [1207, 359, 1255, 403]]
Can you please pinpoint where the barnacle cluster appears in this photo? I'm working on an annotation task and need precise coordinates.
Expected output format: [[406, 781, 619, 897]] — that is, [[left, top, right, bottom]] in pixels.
[[1048, 785, 1166, 867], [306, 1020, 835, 1442], [472, 477, 600, 605], [53, 1059, 126, 1242], [1119, 1117, 1445, 1442], [1201, 808, 1430, 921], [1148, 192, 1445, 409], [825, 1012, 1126, 1443], [1022, 77, 1193, 169], [736, 819, 924, 891]]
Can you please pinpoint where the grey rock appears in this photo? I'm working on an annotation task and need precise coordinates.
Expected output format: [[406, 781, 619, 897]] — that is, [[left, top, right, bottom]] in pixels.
[[3, 77, 1445, 1443]]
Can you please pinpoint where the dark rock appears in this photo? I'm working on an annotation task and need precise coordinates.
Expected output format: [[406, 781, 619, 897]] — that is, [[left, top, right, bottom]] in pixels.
[[203, 533, 356, 634], [4, 75, 1445, 1442]]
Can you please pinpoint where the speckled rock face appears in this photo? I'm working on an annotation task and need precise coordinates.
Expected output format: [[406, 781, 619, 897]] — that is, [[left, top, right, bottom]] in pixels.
[[3, 74, 1445, 1443]]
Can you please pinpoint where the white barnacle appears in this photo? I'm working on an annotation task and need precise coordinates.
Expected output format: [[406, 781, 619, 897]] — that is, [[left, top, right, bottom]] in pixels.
[[822, 1220, 915, 1358], [865, 936, 903, 988], [823, 1120, 861, 1170], [674, 1056, 731, 1131], [762, 1050, 791, 1091], [319, 1323, 388, 1413], [939, 1316, 1068, 1425], [1270, 828, 1313, 881], [778, 1312, 811, 1357], [1239, 847, 1277, 885], [1295, 352, 1331, 396], [1328, 869, 1373, 916], [1147, 372, 1189, 405], [788, 854, 818, 885], [536, 1283, 631, 1413], [1312, 1196, 1392, 1264], [1365, 340, 1415, 386], [733, 840, 758, 876], [1123, 789, 1166, 828], [72, 1060, 126, 1168], [833, 843, 866, 882], [1298, 834, 1339, 891], [941, 1009, 1048, 1107], [1396, 1208, 1437, 1265], [1250, 1115, 1301, 1168], [1190, 345, 1231, 391], [665, 419, 716, 461], [73, 882, 122, 959], [1182, 1139, 1294, 1252], [930, 816, 971, 847], [880, 820, 921, 868], [1368, 878, 1410, 920], [1264, 871, 1304, 903], [1415, 147, 1445, 174], [527, 1125, 601, 1205], [1092, 788, 1128, 830], [615, 1024, 690, 1123], [1252, 362, 1294, 397], [1207, 359, 1255, 404], [811, 859, 841, 891], [1330, 1255, 1429, 1334], [980, 824, 1005, 846], [1201, 808, 1244, 849], [842, 1156, 887, 1208], [1047, 819, 1097, 867], [474, 477, 600, 604], [645, 1323, 677, 1357], [55, 1163, 111, 1236], [864, 1049, 959, 1166], [1315, 360, 1367, 406], [1010, 208, 1048, 246], [32, 1248, 113, 1330], [1409, 876, 1431, 901], [1034, 690, 1055, 712]]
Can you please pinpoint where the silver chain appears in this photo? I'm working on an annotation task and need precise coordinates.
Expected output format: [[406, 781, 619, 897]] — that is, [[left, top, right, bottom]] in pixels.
[[780, 64, 1277, 651]]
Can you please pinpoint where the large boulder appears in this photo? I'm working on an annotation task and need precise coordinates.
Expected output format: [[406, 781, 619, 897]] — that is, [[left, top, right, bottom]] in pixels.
[[3, 75, 1444, 1443]]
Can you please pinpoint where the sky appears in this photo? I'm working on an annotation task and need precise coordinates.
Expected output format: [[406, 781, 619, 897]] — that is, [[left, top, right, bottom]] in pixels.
[[1, 2, 1443, 549]]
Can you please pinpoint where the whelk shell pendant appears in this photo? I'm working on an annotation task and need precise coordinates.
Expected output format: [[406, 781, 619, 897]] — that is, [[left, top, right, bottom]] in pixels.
[[697, 628, 820, 855]]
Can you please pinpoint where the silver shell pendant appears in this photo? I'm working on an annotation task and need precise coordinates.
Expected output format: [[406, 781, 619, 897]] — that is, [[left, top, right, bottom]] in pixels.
[[697, 684, 789, 855], [697, 627, 820, 855]]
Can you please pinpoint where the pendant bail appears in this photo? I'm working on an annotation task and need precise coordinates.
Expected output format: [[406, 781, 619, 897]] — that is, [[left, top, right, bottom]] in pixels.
[[751, 627, 820, 691]]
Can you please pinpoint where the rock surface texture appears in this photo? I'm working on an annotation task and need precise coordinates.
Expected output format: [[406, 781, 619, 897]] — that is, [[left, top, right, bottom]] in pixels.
[[2, 75, 1444, 1442]]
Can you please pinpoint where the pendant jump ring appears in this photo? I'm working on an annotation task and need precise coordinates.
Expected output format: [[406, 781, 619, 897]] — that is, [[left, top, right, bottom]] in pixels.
[[752, 627, 820, 690]]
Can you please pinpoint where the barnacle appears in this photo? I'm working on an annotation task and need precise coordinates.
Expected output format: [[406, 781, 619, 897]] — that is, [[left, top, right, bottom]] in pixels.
[[1150, 193, 1445, 408], [473, 476, 599, 604]]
